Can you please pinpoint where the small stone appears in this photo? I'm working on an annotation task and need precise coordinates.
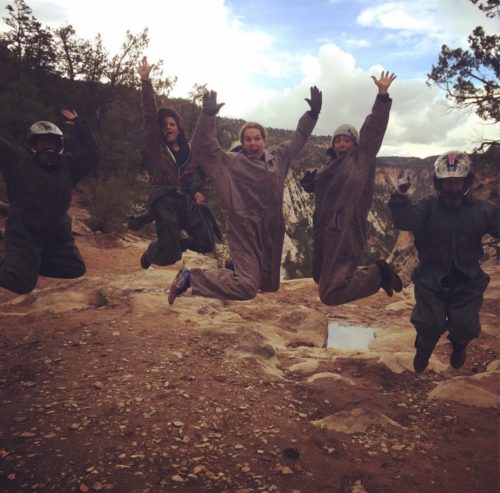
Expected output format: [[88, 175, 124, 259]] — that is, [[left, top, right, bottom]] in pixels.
[[281, 466, 294, 475], [172, 421, 184, 428], [79, 484, 89, 493], [234, 444, 244, 449], [171, 475, 184, 483]]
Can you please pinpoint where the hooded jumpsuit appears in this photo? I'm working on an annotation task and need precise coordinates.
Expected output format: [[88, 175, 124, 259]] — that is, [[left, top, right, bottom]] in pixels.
[[140, 80, 219, 266], [311, 94, 392, 305], [189, 111, 318, 300], [0, 117, 99, 294]]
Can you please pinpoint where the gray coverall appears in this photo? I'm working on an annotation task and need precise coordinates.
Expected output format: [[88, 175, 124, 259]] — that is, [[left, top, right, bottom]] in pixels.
[[0, 117, 99, 294], [190, 111, 317, 300], [389, 193, 499, 345], [312, 94, 391, 305]]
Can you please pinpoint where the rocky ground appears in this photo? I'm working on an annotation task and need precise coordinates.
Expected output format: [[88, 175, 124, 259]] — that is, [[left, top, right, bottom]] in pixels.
[[0, 208, 498, 493]]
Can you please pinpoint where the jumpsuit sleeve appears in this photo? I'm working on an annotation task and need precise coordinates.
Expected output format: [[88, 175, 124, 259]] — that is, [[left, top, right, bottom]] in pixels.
[[276, 112, 317, 172], [66, 117, 100, 185], [141, 79, 161, 173], [484, 201, 500, 238], [191, 111, 231, 184], [389, 193, 429, 232], [358, 94, 392, 165], [0, 137, 17, 179]]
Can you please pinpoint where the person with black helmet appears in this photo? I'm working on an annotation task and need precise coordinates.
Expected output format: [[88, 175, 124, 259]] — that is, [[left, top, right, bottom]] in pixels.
[[389, 151, 499, 373], [131, 57, 220, 269], [301, 71, 402, 307], [0, 109, 99, 294]]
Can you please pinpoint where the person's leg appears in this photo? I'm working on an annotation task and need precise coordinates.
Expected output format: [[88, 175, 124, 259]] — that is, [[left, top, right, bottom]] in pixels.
[[318, 262, 381, 305], [446, 272, 490, 369], [39, 239, 86, 279], [142, 195, 183, 268], [0, 218, 40, 294], [182, 204, 216, 254], [411, 279, 447, 372]]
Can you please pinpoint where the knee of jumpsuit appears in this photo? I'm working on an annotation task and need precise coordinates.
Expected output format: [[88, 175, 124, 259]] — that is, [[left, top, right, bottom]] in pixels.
[[232, 277, 259, 300], [318, 285, 344, 306]]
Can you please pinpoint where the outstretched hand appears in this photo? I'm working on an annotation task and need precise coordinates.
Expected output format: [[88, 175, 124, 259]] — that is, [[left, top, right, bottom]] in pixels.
[[371, 70, 397, 94], [397, 176, 411, 194], [61, 108, 78, 125], [138, 56, 153, 81], [202, 90, 225, 116], [305, 85, 322, 118]]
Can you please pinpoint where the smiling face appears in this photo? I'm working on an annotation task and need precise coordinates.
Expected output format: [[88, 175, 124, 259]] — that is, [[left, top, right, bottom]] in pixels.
[[332, 135, 354, 155], [162, 117, 180, 145], [242, 127, 266, 160]]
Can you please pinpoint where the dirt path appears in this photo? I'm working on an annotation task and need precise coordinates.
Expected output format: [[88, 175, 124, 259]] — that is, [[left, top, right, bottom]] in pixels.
[[0, 230, 498, 493]]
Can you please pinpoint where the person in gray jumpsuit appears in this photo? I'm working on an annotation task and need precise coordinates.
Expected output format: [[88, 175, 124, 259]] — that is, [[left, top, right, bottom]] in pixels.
[[0, 109, 99, 294], [389, 151, 499, 372], [168, 86, 322, 304], [303, 71, 402, 307]]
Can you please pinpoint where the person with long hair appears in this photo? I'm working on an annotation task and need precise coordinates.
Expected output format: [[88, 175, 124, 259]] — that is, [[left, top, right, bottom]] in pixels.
[[132, 57, 220, 269]]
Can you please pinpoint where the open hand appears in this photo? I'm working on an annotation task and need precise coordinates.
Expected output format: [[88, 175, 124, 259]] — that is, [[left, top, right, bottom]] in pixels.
[[305, 86, 322, 118], [138, 56, 153, 81], [371, 71, 397, 94], [202, 90, 225, 116], [397, 176, 411, 194], [61, 108, 78, 124]]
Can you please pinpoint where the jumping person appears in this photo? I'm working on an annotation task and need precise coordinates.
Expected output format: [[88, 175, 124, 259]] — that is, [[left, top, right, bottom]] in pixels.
[[168, 86, 322, 304], [0, 109, 99, 294], [133, 57, 220, 269], [389, 151, 499, 373], [303, 71, 402, 306]]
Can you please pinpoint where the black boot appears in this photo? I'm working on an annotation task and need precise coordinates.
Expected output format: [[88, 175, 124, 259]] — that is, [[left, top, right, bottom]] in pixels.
[[449, 337, 467, 369], [140, 251, 152, 269], [128, 210, 155, 231], [376, 260, 403, 297], [413, 335, 437, 373]]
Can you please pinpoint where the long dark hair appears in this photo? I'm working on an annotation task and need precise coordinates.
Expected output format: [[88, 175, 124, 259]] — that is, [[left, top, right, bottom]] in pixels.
[[158, 107, 189, 149]]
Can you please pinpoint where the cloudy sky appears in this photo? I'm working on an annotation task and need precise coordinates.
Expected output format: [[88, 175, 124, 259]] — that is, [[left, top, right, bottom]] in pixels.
[[0, 0, 498, 157]]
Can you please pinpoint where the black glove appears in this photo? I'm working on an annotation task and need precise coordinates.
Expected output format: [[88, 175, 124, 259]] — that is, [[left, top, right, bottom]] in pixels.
[[300, 169, 317, 193], [202, 90, 225, 116], [305, 86, 322, 118], [397, 177, 411, 194]]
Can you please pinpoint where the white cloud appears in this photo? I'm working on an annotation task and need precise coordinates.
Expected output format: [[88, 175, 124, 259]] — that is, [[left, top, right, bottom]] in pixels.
[[357, 0, 499, 49], [0, 0, 496, 158]]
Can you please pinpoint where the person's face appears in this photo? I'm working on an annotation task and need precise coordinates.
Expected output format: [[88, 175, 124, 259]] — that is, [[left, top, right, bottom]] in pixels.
[[242, 128, 266, 159], [333, 135, 354, 155], [439, 177, 466, 208], [441, 177, 465, 193], [163, 117, 179, 144], [34, 134, 58, 153]]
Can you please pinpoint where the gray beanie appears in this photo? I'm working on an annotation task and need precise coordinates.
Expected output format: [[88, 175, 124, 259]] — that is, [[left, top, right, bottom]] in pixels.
[[332, 124, 359, 145]]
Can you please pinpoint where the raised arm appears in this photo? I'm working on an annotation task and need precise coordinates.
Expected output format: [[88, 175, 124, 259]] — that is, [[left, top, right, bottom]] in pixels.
[[190, 90, 229, 183], [279, 86, 322, 169], [138, 57, 160, 168], [358, 71, 396, 162], [388, 178, 428, 232], [0, 136, 18, 179], [62, 109, 100, 185]]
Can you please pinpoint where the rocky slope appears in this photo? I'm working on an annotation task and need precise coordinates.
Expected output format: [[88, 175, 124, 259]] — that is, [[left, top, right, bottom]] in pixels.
[[0, 219, 498, 492]]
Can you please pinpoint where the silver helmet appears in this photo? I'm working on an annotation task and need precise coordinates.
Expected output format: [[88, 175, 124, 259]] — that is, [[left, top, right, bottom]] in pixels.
[[27, 121, 64, 154], [433, 150, 472, 179], [433, 151, 474, 206]]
